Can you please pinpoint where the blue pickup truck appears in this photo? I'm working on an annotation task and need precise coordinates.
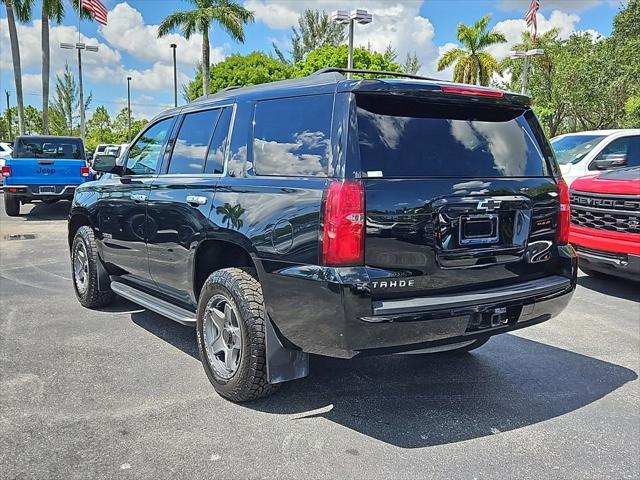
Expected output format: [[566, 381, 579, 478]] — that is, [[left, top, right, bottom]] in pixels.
[[2, 136, 92, 216]]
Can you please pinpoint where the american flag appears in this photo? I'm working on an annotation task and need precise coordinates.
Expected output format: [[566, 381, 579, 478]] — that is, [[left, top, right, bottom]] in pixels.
[[524, 0, 540, 40], [81, 0, 108, 26]]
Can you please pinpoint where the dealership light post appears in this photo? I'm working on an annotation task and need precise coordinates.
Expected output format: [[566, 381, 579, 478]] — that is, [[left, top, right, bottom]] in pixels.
[[509, 48, 544, 95], [60, 42, 98, 140], [170, 43, 178, 108], [331, 9, 373, 79], [127, 76, 132, 142]]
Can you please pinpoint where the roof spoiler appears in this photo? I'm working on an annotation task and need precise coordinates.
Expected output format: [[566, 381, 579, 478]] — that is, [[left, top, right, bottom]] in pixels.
[[313, 67, 445, 82]]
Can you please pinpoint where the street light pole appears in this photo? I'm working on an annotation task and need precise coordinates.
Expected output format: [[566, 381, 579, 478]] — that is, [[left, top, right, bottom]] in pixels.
[[127, 76, 132, 142], [170, 43, 177, 108], [60, 42, 98, 140], [331, 9, 372, 80], [508, 48, 544, 95], [5, 91, 12, 139]]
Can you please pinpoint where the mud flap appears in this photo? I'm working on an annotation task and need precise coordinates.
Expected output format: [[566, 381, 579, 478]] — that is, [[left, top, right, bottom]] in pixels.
[[96, 254, 111, 292], [265, 318, 309, 384]]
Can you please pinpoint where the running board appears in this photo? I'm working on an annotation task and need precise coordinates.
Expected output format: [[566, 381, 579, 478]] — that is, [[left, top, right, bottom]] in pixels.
[[110, 281, 196, 327]]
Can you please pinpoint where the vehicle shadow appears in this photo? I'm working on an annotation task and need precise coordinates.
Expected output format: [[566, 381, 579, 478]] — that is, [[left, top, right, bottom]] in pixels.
[[577, 273, 639, 302], [131, 310, 637, 449], [22, 201, 72, 221], [131, 310, 199, 359]]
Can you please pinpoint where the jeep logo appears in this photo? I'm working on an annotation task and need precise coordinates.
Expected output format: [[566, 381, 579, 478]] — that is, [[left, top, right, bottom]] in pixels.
[[37, 167, 55, 175], [371, 279, 415, 289]]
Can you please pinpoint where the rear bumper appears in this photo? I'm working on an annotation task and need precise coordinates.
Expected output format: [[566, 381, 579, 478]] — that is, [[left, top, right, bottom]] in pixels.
[[570, 225, 640, 281], [259, 245, 577, 358], [2, 184, 79, 200]]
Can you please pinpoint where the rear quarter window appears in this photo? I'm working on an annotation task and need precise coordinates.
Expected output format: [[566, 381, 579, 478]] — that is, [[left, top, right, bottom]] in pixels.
[[355, 94, 550, 178], [251, 94, 333, 177]]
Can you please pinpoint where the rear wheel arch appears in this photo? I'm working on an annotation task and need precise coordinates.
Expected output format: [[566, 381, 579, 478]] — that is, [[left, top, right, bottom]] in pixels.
[[68, 212, 94, 249], [192, 238, 259, 301]]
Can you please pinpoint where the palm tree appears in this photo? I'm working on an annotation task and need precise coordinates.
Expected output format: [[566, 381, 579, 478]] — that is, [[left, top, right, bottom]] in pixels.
[[157, 0, 254, 97], [3, 0, 30, 135], [437, 15, 506, 86]]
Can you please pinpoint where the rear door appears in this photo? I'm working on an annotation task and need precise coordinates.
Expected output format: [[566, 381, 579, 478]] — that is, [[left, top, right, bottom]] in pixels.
[[352, 93, 562, 299], [146, 105, 233, 308], [97, 116, 175, 288]]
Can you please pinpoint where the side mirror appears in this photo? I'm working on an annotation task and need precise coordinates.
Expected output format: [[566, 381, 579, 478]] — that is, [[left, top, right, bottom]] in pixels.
[[92, 154, 120, 174], [593, 153, 627, 170]]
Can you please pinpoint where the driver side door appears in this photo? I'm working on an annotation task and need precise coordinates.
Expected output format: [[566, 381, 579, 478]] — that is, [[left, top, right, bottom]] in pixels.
[[96, 116, 176, 289]]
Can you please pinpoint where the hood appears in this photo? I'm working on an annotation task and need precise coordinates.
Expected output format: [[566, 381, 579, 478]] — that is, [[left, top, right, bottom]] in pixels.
[[571, 167, 640, 195]]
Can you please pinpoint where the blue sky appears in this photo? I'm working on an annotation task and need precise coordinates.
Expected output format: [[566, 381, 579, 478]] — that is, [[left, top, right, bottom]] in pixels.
[[0, 0, 626, 121]]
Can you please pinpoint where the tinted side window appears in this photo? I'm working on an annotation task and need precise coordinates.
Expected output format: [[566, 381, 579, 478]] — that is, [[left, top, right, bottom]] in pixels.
[[253, 95, 332, 177], [168, 109, 219, 175], [126, 118, 173, 175], [204, 107, 232, 174]]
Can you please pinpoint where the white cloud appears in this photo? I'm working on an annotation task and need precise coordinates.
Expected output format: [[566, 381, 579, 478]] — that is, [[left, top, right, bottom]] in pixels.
[[245, 1, 443, 78], [100, 2, 225, 67], [106, 94, 170, 120], [0, 18, 121, 73], [499, 0, 626, 12], [488, 10, 583, 61]]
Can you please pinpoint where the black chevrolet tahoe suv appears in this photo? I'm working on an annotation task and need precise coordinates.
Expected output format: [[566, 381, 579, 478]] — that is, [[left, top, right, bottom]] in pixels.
[[69, 68, 577, 402]]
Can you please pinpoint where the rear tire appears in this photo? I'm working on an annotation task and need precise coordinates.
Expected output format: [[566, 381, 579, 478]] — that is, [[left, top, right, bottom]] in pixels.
[[71, 226, 114, 308], [197, 267, 279, 402], [4, 194, 20, 216]]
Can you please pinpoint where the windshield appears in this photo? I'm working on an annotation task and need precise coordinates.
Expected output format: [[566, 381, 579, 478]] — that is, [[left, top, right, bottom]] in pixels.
[[13, 137, 84, 159], [550, 135, 605, 165], [355, 94, 550, 177]]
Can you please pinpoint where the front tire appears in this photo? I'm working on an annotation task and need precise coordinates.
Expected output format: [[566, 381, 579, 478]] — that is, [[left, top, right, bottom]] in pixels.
[[4, 194, 20, 216], [197, 267, 279, 402], [71, 226, 114, 308]]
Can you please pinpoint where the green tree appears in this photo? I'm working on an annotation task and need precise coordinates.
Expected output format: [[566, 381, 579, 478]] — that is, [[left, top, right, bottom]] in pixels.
[[403, 52, 422, 75], [611, 0, 639, 126], [85, 106, 115, 151], [111, 108, 147, 143], [500, 29, 567, 136], [50, 63, 92, 135], [289, 9, 346, 63], [293, 44, 403, 77], [437, 14, 506, 85], [3, 0, 30, 135], [186, 51, 293, 100], [158, 0, 254, 97]]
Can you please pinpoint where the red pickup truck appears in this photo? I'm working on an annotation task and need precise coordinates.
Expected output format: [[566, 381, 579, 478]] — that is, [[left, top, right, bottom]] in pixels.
[[570, 167, 640, 281]]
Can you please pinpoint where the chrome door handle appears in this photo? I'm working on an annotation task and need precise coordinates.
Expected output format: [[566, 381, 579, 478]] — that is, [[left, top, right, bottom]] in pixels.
[[131, 193, 147, 202], [186, 195, 207, 206]]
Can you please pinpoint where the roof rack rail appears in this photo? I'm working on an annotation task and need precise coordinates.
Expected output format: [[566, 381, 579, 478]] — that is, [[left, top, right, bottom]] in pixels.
[[313, 67, 445, 82], [219, 85, 242, 92]]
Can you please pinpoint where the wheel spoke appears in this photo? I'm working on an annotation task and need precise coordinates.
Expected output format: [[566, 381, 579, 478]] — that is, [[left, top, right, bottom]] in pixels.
[[225, 345, 239, 371], [210, 335, 226, 355], [208, 306, 226, 331]]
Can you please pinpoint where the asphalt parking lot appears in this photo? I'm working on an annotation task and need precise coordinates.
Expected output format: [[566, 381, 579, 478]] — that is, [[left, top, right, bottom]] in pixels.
[[1, 199, 638, 479]]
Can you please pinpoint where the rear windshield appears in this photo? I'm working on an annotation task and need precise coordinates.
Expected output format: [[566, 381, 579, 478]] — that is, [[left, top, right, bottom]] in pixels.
[[355, 94, 550, 177], [13, 137, 84, 160]]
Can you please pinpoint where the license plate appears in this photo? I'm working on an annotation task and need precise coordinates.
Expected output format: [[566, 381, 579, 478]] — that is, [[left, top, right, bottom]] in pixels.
[[459, 214, 499, 245], [39, 186, 56, 194]]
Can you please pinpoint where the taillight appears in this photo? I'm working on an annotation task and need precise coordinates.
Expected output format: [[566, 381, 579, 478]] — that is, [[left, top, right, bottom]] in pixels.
[[81, 166, 90, 177], [441, 85, 504, 98], [1, 166, 10, 177], [557, 177, 571, 245], [322, 180, 365, 266]]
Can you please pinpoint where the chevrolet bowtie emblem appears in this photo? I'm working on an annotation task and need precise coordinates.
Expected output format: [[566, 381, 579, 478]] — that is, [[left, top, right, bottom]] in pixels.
[[477, 199, 502, 211]]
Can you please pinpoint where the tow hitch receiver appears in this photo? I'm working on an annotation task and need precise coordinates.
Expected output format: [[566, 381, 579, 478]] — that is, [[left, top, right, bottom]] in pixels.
[[468, 306, 517, 331]]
